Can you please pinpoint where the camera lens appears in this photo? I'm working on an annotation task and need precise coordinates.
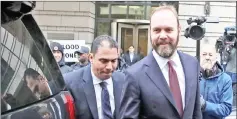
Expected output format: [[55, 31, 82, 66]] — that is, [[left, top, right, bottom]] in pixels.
[[189, 25, 205, 40]]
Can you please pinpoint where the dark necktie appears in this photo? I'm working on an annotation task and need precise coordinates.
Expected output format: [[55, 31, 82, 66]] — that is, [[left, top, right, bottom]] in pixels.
[[100, 82, 113, 119], [168, 61, 183, 117]]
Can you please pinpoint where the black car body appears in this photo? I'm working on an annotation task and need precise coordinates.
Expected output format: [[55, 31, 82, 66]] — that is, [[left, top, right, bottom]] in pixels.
[[1, 1, 76, 119]]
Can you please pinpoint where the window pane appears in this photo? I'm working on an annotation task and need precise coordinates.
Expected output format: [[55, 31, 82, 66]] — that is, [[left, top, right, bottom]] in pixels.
[[128, 5, 145, 19], [111, 5, 127, 19], [96, 22, 110, 36], [147, 1, 179, 19], [1, 15, 64, 113], [146, 6, 158, 19], [96, 4, 109, 18]]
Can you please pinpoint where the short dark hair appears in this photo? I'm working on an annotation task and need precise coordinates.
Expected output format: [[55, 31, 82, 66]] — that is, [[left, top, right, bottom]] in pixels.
[[91, 35, 118, 54], [23, 68, 40, 84]]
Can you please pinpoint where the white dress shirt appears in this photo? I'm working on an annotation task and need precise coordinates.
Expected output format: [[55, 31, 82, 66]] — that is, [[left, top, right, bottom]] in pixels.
[[152, 50, 186, 109], [91, 68, 115, 119], [129, 53, 134, 62]]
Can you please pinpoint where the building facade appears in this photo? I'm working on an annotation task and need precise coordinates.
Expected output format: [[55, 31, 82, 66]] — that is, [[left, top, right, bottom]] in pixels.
[[32, 1, 236, 57]]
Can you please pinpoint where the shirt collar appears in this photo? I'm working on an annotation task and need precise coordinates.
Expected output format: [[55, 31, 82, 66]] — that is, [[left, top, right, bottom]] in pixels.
[[91, 67, 112, 85], [152, 49, 180, 69]]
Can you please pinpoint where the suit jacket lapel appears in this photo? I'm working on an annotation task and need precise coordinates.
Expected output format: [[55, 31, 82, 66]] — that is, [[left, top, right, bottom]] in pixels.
[[144, 53, 176, 108], [132, 54, 136, 63], [125, 54, 131, 64], [112, 73, 122, 118], [178, 51, 194, 111], [82, 66, 99, 119]]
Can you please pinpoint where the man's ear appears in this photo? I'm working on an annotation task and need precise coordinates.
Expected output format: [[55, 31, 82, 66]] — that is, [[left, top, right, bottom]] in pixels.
[[89, 53, 94, 63], [38, 75, 47, 83], [178, 24, 181, 33]]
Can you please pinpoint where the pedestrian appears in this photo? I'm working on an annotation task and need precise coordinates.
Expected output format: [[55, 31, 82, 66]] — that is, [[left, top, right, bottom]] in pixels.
[[50, 42, 73, 74], [71, 46, 90, 71], [119, 4, 202, 119], [64, 35, 125, 119], [123, 45, 140, 66], [199, 44, 233, 119]]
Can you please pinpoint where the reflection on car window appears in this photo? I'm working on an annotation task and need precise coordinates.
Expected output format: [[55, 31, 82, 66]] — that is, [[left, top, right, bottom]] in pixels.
[[1, 17, 65, 113], [23, 68, 52, 99]]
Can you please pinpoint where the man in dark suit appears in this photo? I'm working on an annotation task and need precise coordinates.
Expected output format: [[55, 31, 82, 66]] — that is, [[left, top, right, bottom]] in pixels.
[[64, 35, 125, 119], [123, 45, 140, 66], [119, 4, 202, 119], [23, 68, 66, 119]]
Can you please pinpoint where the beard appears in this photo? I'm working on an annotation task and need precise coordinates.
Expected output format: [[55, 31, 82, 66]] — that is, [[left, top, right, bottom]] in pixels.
[[201, 60, 216, 78], [79, 58, 87, 63], [152, 36, 179, 58], [201, 60, 214, 70]]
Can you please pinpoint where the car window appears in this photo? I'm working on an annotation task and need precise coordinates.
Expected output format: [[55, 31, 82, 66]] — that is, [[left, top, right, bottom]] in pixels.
[[1, 15, 65, 114]]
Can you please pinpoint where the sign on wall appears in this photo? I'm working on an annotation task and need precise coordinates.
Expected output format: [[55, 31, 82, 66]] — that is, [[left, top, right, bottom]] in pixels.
[[48, 40, 86, 62]]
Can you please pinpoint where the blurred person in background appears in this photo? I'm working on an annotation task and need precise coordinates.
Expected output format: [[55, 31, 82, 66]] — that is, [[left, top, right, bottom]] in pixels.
[[50, 42, 73, 74], [23, 68, 52, 99], [123, 45, 140, 66], [23, 68, 66, 119], [117, 48, 129, 72], [199, 44, 233, 119], [71, 46, 90, 71]]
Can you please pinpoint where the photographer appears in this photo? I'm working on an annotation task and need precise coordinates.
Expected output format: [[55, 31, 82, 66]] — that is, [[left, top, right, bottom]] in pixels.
[[225, 43, 237, 85], [216, 27, 236, 84], [225, 41, 237, 107], [216, 27, 237, 85], [215, 26, 237, 107]]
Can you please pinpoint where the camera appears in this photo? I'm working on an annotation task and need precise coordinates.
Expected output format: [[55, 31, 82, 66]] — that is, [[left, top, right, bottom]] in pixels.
[[184, 17, 207, 40], [215, 26, 236, 64]]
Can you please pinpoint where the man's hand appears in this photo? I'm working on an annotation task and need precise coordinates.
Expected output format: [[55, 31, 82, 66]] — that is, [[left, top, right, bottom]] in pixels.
[[200, 95, 206, 111]]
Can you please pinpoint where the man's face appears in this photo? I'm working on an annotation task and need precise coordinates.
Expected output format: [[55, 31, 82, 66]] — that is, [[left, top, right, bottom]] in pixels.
[[150, 9, 180, 58], [77, 53, 88, 63], [90, 46, 118, 80], [200, 45, 217, 70], [25, 76, 49, 98], [52, 50, 62, 63], [128, 46, 135, 53]]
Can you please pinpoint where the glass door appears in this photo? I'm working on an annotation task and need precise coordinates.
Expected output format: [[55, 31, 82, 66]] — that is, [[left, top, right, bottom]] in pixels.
[[137, 25, 150, 56], [117, 23, 150, 57], [118, 23, 135, 54]]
